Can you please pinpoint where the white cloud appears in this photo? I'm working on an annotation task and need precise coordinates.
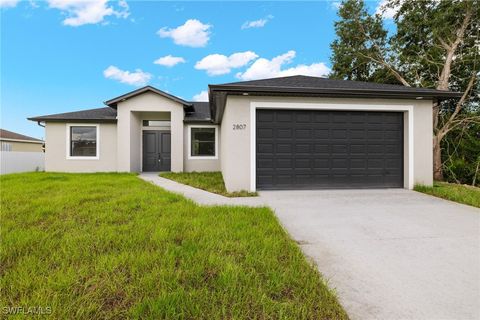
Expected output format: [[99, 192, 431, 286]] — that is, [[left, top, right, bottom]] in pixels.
[[331, 1, 341, 10], [241, 15, 273, 29], [193, 90, 208, 102], [236, 50, 330, 81], [0, 0, 20, 8], [195, 51, 258, 76], [103, 65, 151, 86], [47, 0, 129, 26], [376, 0, 399, 19], [157, 19, 211, 47], [154, 55, 186, 67]]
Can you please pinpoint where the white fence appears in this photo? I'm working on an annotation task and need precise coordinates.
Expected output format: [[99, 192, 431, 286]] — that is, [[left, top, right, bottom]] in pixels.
[[0, 151, 45, 174]]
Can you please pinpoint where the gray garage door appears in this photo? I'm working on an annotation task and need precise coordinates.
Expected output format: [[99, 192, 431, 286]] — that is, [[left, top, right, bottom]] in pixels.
[[256, 109, 404, 189]]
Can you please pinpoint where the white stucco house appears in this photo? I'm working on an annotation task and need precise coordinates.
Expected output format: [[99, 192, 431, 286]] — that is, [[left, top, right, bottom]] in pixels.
[[29, 75, 461, 192]]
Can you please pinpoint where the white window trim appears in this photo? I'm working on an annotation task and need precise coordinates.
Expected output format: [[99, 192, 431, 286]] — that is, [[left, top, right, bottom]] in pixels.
[[66, 123, 100, 160], [250, 102, 414, 192], [187, 124, 218, 160]]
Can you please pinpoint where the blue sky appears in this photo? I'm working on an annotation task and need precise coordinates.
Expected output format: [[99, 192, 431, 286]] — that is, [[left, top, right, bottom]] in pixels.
[[1, 0, 388, 139]]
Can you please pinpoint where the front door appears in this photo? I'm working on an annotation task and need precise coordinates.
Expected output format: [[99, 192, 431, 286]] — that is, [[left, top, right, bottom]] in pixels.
[[142, 130, 171, 171]]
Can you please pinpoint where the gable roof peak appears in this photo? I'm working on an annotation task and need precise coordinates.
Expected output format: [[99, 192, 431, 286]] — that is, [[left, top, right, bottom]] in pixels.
[[104, 85, 192, 108]]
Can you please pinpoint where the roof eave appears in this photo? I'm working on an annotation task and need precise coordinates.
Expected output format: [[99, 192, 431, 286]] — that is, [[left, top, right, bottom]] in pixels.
[[208, 85, 463, 99], [208, 85, 463, 124], [27, 117, 117, 123], [183, 119, 214, 124], [0, 137, 44, 144], [104, 85, 193, 108]]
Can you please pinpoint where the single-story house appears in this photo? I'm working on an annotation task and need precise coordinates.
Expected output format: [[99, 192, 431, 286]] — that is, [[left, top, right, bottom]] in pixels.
[[0, 129, 44, 152], [28, 75, 461, 192]]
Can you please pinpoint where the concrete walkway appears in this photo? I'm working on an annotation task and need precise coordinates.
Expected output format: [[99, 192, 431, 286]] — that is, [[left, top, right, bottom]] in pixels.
[[139, 172, 264, 207], [140, 173, 480, 320]]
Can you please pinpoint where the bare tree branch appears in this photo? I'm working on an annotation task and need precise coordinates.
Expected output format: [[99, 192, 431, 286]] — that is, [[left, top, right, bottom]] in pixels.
[[357, 52, 411, 86], [439, 114, 480, 139], [437, 5, 473, 90], [437, 73, 477, 139]]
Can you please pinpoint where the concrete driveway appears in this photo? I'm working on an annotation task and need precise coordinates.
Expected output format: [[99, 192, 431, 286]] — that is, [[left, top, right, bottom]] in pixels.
[[259, 189, 480, 320]]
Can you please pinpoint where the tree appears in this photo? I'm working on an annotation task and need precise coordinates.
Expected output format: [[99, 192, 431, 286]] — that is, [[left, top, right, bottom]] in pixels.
[[330, 0, 396, 83], [442, 118, 480, 186], [330, 0, 479, 181]]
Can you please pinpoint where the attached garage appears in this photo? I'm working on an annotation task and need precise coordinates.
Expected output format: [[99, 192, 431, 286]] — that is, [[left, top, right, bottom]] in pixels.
[[256, 109, 404, 190], [208, 75, 461, 192]]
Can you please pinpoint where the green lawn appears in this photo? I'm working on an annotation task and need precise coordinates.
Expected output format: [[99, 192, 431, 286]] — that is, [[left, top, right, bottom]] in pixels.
[[415, 181, 480, 208], [0, 172, 347, 319], [160, 171, 257, 197]]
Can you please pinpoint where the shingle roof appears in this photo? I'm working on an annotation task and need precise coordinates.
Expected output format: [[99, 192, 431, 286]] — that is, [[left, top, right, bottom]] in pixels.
[[28, 76, 463, 125], [213, 75, 462, 97], [185, 102, 211, 122], [28, 107, 118, 122], [208, 75, 463, 123], [0, 129, 43, 142], [28, 104, 212, 123]]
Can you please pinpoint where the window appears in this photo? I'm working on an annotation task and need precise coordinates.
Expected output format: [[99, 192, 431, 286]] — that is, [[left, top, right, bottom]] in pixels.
[[190, 127, 216, 158], [142, 120, 171, 127], [69, 125, 98, 158]]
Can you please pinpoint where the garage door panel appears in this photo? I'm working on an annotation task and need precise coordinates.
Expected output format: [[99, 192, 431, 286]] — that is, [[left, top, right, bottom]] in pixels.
[[351, 159, 366, 169], [276, 112, 293, 122], [314, 129, 329, 138], [332, 144, 348, 154], [295, 144, 311, 153], [256, 109, 403, 189], [276, 159, 293, 168], [258, 128, 273, 138], [350, 129, 366, 139], [296, 129, 312, 139], [257, 143, 273, 153], [295, 159, 311, 168], [367, 130, 384, 140], [332, 129, 348, 139]]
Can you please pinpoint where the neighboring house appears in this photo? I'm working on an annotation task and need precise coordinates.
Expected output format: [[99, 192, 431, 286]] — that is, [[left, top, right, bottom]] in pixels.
[[0, 129, 45, 174], [0, 129, 44, 152], [28, 75, 461, 192]]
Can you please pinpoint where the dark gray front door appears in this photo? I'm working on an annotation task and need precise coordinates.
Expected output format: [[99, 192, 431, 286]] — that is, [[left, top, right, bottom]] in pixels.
[[142, 130, 171, 172], [256, 110, 403, 190]]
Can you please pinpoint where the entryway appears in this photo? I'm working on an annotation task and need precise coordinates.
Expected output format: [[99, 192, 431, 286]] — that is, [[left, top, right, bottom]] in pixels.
[[142, 130, 171, 171]]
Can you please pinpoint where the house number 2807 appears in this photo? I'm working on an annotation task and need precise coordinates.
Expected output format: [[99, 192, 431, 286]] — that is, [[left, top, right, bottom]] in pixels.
[[233, 124, 246, 130]]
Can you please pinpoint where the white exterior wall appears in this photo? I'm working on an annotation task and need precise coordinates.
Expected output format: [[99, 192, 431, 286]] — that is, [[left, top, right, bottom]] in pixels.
[[220, 95, 434, 192], [220, 97, 252, 192], [116, 91, 184, 172], [44, 122, 117, 172]]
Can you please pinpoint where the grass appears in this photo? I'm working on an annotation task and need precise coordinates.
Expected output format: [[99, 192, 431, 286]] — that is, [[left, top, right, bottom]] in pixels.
[[0, 172, 347, 319], [415, 181, 480, 208], [160, 171, 257, 197]]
